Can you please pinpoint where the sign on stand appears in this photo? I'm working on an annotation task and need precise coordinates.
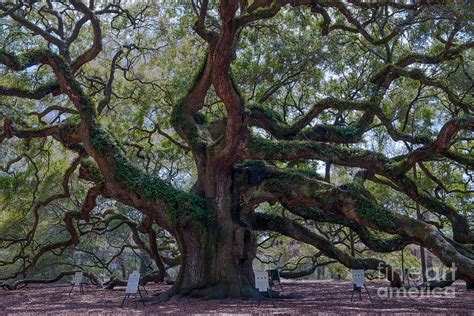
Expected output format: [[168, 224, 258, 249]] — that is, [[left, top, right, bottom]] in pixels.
[[253, 271, 276, 307], [350, 269, 372, 302], [69, 271, 85, 295], [126, 271, 140, 294], [121, 271, 145, 308]]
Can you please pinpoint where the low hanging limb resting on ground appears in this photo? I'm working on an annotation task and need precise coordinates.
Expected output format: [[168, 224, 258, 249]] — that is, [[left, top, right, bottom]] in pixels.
[[103, 271, 175, 290], [1, 270, 102, 291], [279, 260, 338, 279]]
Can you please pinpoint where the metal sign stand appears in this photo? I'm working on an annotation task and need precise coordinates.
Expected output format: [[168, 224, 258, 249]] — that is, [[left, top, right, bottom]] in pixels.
[[252, 271, 276, 307], [68, 271, 85, 295], [267, 269, 284, 291], [120, 271, 145, 308], [350, 269, 372, 302]]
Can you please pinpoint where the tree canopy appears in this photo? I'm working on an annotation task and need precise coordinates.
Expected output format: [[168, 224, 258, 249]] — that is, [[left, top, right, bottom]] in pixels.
[[0, 0, 473, 298]]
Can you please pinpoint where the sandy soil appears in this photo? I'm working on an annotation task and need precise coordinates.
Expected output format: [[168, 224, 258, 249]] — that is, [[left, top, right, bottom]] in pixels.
[[1, 280, 473, 315]]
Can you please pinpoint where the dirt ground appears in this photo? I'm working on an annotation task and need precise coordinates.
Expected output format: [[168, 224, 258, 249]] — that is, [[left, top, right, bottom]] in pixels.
[[1, 280, 473, 315]]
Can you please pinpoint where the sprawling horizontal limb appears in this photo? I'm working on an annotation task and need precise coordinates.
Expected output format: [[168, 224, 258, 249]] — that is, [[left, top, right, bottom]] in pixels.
[[279, 259, 337, 279], [244, 167, 474, 283], [0, 83, 61, 100], [1, 43, 210, 232], [247, 98, 376, 143], [284, 206, 410, 253], [245, 129, 474, 243], [253, 212, 402, 287], [1, 270, 101, 291], [0, 118, 84, 154], [246, 116, 474, 174]]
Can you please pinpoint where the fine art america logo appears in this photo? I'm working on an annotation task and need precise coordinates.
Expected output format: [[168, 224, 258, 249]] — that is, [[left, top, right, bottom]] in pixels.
[[376, 262, 457, 298]]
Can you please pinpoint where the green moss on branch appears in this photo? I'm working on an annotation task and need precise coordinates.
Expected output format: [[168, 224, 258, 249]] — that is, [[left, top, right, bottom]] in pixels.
[[113, 153, 214, 225], [344, 184, 398, 231]]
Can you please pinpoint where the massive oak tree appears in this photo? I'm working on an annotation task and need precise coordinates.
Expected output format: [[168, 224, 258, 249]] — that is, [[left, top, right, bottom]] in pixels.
[[0, 1, 473, 298]]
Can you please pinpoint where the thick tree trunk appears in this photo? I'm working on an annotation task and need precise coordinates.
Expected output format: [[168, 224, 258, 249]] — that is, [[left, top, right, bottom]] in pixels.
[[172, 221, 256, 298], [170, 167, 257, 298]]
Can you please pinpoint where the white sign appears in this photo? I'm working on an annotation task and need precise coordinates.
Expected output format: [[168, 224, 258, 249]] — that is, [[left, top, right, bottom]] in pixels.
[[126, 272, 140, 294], [351, 269, 365, 288], [255, 271, 269, 292], [73, 272, 83, 286]]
